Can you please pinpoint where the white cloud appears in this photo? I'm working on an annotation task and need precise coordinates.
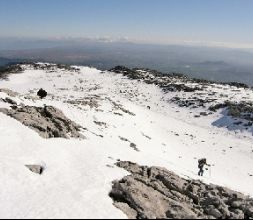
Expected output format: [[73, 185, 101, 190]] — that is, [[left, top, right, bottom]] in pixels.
[[128, 36, 253, 49]]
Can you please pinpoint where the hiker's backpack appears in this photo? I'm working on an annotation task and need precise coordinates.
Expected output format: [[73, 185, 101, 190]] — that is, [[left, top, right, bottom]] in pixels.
[[198, 158, 206, 168]]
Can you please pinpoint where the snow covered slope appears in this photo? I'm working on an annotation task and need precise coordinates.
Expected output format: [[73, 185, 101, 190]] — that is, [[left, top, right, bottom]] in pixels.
[[0, 63, 253, 218]]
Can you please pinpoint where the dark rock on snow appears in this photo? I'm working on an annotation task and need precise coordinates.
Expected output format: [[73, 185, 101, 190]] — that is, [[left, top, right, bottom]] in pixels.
[[110, 66, 202, 93], [37, 88, 48, 99], [0, 64, 23, 80], [1, 97, 17, 105], [25, 165, 44, 175], [209, 101, 253, 122]]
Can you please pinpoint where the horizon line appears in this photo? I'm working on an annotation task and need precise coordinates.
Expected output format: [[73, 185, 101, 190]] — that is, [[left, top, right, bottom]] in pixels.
[[0, 36, 253, 51]]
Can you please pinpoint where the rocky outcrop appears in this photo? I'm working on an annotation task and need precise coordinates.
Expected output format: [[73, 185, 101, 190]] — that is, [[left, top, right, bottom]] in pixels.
[[0, 64, 23, 80], [65, 96, 101, 109], [110, 66, 251, 90], [0, 97, 17, 105], [25, 165, 44, 175], [27, 62, 80, 72], [110, 161, 253, 219], [110, 66, 253, 133], [110, 66, 202, 93], [227, 82, 249, 89], [0, 105, 84, 139], [210, 101, 253, 123], [171, 96, 217, 109]]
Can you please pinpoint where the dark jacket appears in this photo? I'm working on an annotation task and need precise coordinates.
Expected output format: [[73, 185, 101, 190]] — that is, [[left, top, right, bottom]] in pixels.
[[198, 159, 207, 169]]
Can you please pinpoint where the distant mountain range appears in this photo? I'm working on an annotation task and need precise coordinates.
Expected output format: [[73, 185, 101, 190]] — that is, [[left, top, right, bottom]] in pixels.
[[0, 39, 253, 86]]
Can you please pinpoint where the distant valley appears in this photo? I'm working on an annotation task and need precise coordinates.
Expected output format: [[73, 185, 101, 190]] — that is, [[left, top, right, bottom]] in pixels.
[[0, 40, 253, 86]]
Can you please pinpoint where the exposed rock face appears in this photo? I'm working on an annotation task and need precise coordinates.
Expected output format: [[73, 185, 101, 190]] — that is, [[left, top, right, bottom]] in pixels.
[[110, 161, 253, 219], [25, 165, 44, 175], [0, 105, 84, 139]]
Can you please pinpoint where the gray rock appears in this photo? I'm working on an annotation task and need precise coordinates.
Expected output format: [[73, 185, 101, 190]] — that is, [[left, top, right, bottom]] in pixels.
[[114, 202, 138, 219], [219, 205, 231, 217], [231, 200, 243, 209], [200, 195, 221, 208], [25, 165, 44, 175], [230, 209, 245, 219], [0, 105, 84, 139], [3, 97, 17, 105], [110, 161, 253, 219], [206, 205, 222, 218], [245, 206, 253, 218], [130, 143, 139, 152]]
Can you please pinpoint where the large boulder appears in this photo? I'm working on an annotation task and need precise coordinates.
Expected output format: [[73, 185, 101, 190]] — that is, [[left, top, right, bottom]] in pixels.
[[0, 105, 84, 139], [110, 161, 253, 219], [25, 165, 44, 175], [37, 88, 48, 99]]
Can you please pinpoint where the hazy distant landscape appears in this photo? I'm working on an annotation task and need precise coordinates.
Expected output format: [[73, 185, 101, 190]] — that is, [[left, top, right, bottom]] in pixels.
[[1, 38, 253, 86]]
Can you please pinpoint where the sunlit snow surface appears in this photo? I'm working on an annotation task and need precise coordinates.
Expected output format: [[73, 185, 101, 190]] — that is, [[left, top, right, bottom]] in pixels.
[[0, 64, 253, 218]]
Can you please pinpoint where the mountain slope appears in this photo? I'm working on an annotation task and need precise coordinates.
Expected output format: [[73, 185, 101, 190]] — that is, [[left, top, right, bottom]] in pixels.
[[0, 63, 253, 218]]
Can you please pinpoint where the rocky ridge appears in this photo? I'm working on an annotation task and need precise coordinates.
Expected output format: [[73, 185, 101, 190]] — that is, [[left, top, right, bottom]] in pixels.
[[0, 64, 23, 80], [111, 66, 253, 133]]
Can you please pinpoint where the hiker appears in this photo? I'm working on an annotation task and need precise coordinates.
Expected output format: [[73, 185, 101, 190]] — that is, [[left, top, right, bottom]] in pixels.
[[37, 88, 47, 99], [198, 158, 210, 176]]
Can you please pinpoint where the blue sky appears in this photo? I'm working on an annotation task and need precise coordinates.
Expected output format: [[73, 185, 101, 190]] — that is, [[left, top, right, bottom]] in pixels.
[[0, 0, 253, 48]]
